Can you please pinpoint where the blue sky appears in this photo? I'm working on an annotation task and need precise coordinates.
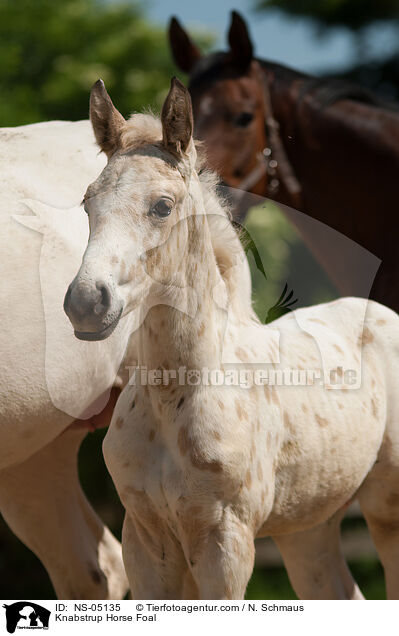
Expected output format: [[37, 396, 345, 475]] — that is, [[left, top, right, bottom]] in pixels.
[[144, 0, 398, 74]]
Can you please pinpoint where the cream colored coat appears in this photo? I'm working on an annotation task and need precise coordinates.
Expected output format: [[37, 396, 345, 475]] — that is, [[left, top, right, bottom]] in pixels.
[[66, 79, 399, 600]]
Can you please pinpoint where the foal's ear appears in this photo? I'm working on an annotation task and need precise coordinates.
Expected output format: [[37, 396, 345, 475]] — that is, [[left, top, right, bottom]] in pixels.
[[90, 79, 126, 158], [168, 17, 202, 73], [162, 77, 194, 156], [228, 11, 253, 69]]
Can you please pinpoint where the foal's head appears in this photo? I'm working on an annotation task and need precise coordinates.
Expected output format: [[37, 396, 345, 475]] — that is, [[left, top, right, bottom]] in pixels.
[[64, 78, 204, 341], [169, 11, 267, 195]]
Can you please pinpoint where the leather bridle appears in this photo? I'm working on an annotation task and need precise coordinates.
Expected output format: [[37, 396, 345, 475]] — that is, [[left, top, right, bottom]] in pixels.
[[236, 61, 303, 211]]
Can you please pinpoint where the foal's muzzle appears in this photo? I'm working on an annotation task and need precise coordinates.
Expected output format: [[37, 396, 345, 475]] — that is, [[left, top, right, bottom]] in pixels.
[[64, 278, 123, 341]]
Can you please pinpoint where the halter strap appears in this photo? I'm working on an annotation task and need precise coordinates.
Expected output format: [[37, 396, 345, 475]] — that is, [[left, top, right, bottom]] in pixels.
[[237, 61, 303, 211]]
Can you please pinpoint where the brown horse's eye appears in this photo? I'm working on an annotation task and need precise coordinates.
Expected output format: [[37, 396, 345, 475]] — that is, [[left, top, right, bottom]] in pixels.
[[151, 198, 173, 218], [235, 112, 254, 128]]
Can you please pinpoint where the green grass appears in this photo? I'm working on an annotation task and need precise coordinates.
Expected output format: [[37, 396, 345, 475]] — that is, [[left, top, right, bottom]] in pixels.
[[246, 567, 298, 600], [245, 559, 385, 600]]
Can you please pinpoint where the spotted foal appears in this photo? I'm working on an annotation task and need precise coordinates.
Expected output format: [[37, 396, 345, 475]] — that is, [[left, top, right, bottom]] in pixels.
[[66, 78, 399, 599]]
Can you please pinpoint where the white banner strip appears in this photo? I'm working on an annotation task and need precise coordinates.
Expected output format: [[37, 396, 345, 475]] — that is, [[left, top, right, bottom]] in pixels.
[[0, 599, 395, 636]]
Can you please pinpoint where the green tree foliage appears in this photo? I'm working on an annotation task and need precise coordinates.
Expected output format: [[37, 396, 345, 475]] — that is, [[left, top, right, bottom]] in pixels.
[[0, 0, 178, 125], [256, 0, 399, 32]]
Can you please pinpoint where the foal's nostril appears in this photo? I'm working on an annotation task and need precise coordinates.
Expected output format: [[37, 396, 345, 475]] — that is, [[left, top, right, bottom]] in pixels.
[[63, 284, 72, 313], [93, 282, 111, 316]]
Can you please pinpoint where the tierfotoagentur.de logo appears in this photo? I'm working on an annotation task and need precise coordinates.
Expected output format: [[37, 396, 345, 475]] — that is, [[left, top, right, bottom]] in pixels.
[[3, 603, 50, 633]]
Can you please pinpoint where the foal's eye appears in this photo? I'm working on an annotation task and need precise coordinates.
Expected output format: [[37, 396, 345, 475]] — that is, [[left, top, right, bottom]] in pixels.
[[151, 198, 173, 218], [235, 112, 254, 128]]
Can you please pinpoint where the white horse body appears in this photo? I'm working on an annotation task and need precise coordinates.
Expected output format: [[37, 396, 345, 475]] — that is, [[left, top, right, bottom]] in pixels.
[[0, 120, 133, 598], [0, 120, 110, 464], [67, 79, 399, 599]]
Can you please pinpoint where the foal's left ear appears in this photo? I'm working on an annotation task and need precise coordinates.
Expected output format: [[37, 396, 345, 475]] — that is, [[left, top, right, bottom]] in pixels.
[[90, 79, 126, 158], [161, 77, 193, 156]]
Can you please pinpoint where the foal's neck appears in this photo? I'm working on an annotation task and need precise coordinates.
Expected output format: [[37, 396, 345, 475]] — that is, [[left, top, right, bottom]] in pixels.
[[140, 201, 225, 373]]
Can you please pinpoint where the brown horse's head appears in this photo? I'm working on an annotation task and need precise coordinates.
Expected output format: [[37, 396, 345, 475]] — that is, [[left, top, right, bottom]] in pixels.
[[169, 11, 267, 196]]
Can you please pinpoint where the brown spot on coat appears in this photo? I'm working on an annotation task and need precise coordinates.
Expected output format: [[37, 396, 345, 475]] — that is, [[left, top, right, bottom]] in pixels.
[[250, 385, 259, 402], [197, 323, 205, 338], [178, 426, 189, 456], [236, 346, 248, 361], [371, 397, 378, 419], [87, 564, 104, 586], [190, 451, 222, 473], [115, 417, 124, 429], [315, 414, 328, 428], [271, 389, 280, 406], [283, 411, 294, 433], [280, 439, 300, 463], [359, 326, 374, 346], [245, 469, 252, 489], [235, 398, 245, 420], [149, 429, 155, 442]]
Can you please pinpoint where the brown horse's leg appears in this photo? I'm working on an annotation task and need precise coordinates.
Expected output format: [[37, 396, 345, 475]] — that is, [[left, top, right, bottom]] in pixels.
[[273, 509, 364, 600], [0, 428, 128, 599]]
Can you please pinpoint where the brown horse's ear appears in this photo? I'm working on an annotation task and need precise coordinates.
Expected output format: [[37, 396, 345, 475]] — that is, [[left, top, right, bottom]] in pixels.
[[162, 77, 194, 156], [168, 17, 202, 73], [90, 79, 126, 158], [228, 11, 253, 68]]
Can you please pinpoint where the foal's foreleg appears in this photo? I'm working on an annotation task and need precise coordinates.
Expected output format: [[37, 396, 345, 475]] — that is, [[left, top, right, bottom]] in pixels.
[[122, 514, 192, 599], [273, 509, 364, 600], [189, 514, 255, 599], [0, 428, 128, 599]]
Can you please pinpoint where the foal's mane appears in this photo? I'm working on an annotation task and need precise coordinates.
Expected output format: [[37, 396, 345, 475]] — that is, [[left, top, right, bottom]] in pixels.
[[119, 113, 255, 323]]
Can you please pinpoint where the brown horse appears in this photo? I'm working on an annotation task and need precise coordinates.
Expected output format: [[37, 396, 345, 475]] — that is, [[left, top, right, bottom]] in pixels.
[[169, 11, 399, 313]]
